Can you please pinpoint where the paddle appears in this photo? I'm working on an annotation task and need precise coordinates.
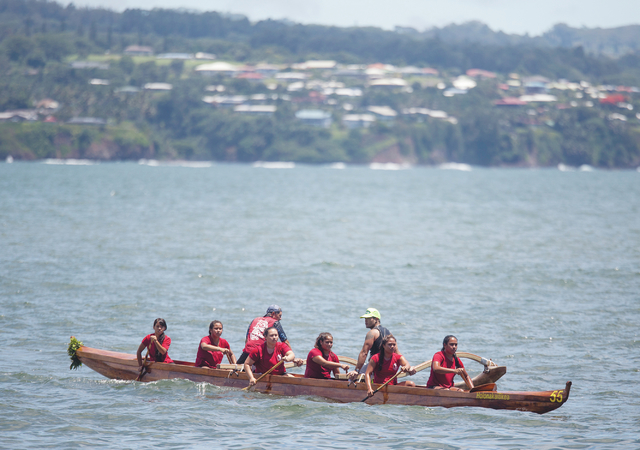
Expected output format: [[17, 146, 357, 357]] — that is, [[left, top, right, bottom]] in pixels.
[[361, 371, 402, 402], [242, 359, 285, 391], [397, 359, 432, 378], [136, 348, 150, 381], [469, 383, 496, 392]]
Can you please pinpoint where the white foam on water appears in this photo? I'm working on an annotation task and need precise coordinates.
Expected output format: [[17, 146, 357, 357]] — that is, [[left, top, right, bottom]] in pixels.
[[557, 163, 576, 172], [579, 164, 594, 172], [369, 162, 410, 170], [138, 159, 160, 166], [327, 162, 346, 169], [43, 158, 95, 165], [138, 159, 212, 168], [5, 155, 13, 163], [65, 159, 95, 165], [252, 161, 295, 169], [173, 161, 212, 168], [438, 162, 472, 171]]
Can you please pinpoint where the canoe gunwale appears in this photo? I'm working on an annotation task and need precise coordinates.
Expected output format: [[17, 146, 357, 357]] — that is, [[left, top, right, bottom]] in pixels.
[[76, 346, 569, 414]]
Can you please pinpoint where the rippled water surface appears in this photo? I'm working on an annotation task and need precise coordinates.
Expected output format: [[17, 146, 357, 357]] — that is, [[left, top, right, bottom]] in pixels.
[[1, 162, 639, 449]]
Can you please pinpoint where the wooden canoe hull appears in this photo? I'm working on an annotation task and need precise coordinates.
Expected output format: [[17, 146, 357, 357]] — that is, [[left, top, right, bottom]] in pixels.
[[76, 346, 570, 414]]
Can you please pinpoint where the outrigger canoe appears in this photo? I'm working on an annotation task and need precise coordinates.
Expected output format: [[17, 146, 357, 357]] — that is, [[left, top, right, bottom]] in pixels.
[[75, 345, 571, 414]]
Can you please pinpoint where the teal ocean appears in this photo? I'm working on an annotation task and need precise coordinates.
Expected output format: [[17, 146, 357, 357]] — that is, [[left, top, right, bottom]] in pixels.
[[1, 162, 639, 449]]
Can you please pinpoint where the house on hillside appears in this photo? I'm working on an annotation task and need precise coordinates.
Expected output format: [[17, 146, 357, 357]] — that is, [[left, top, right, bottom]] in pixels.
[[295, 110, 332, 128], [195, 62, 240, 77], [494, 97, 528, 107], [466, 69, 497, 79], [342, 114, 376, 129], [68, 117, 106, 125], [70, 61, 109, 70], [369, 78, 408, 89], [124, 45, 154, 56], [367, 106, 397, 121], [156, 53, 193, 60], [292, 60, 337, 70], [144, 83, 173, 91], [0, 110, 38, 122], [234, 105, 276, 116]]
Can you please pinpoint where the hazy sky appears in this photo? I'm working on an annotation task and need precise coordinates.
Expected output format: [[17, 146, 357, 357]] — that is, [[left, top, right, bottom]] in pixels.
[[71, 0, 638, 36]]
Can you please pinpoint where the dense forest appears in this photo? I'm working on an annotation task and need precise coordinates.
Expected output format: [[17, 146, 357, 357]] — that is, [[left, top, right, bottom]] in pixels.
[[1, 0, 640, 167]]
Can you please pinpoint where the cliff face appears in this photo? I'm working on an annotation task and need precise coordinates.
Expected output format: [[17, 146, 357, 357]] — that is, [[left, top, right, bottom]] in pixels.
[[0, 123, 155, 161]]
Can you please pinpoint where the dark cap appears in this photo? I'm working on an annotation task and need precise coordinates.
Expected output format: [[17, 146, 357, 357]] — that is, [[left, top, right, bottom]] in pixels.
[[266, 305, 282, 314]]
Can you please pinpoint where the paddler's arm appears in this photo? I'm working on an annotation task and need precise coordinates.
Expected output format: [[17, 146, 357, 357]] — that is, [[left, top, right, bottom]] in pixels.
[[284, 350, 304, 367], [200, 342, 236, 363], [398, 356, 416, 375], [311, 355, 350, 373], [348, 329, 378, 379], [460, 367, 474, 390], [149, 335, 168, 355], [227, 349, 237, 364], [364, 362, 375, 397], [244, 356, 257, 386], [136, 342, 147, 366]]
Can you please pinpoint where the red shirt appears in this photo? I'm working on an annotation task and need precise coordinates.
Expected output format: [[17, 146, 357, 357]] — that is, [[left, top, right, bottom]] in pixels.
[[195, 336, 230, 368], [248, 342, 290, 375], [427, 351, 465, 388], [243, 316, 278, 353], [304, 348, 339, 379], [141, 334, 173, 364], [369, 353, 403, 384]]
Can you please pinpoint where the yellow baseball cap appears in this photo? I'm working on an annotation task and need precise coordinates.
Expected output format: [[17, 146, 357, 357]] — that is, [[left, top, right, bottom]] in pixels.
[[360, 308, 381, 319]]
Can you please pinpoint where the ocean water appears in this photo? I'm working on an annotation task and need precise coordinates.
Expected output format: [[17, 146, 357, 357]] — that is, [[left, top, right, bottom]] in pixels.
[[1, 161, 639, 449]]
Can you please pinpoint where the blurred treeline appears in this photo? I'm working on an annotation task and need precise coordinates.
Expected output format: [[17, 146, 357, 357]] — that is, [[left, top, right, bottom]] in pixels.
[[1, 0, 640, 167]]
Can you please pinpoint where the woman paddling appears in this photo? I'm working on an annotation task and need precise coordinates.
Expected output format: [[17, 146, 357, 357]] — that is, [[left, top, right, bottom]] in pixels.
[[137, 318, 173, 366], [364, 334, 416, 397], [304, 332, 350, 379], [195, 320, 236, 368], [426, 335, 474, 391], [244, 327, 303, 386]]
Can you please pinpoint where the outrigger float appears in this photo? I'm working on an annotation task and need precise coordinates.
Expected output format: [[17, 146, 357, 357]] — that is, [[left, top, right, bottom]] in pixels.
[[73, 343, 571, 414]]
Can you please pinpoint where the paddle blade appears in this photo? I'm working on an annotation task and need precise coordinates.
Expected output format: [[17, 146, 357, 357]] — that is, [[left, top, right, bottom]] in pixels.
[[470, 383, 496, 392]]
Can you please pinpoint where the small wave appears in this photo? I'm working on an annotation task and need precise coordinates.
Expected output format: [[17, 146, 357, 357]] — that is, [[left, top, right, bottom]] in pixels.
[[313, 261, 354, 269], [138, 159, 212, 168], [579, 164, 594, 172], [438, 162, 472, 171], [327, 162, 346, 169], [174, 161, 212, 168], [369, 162, 410, 170], [5, 155, 13, 163], [44, 158, 95, 165], [557, 163, 576, 172], [253, 161, 295, 169], [138, 159, 160, 166]]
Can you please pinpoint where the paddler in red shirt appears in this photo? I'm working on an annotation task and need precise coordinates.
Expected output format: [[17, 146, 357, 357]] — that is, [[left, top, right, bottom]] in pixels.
[[364, 334, 416, 396], [137, 318, 173, 365], [195, 320, 236, 368], [426, 335, 474, 391], [304, 332, 350, 379], [244, 327, 303, 386], [236, 305, 290, 365]]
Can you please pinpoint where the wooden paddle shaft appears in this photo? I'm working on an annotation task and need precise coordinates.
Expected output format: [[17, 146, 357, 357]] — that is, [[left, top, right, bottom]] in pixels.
[[362, 370, 402, 402], [243, 359, 285, 391], [136, 348, 150, 381]]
